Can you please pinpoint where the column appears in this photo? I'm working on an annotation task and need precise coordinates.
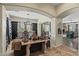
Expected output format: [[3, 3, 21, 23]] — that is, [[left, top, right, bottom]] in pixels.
[[50, 18, 56, 48], [37, 22, 41, 36], [54, 17, 63, 47], [0, 4, 3, 55], [78, 20, 79, 55], [0, 5, 7, 55], [42, 41, 47, 53], [50, 17, 63, 48], [26, 44, 31, 56]]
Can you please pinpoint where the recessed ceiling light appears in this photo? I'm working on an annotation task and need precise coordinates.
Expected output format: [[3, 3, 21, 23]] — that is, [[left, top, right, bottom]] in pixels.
[[27, 14, 30, 15], [14, 10, 19, 12]]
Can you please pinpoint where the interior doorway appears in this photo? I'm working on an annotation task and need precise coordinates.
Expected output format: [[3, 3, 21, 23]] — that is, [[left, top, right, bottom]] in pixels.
[[62, 13, 79, 50], [11, 21, 18, 39]]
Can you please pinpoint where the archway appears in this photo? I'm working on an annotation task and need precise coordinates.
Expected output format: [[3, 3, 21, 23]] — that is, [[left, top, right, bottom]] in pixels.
[[1, 5, 55, 55], [56, 7, 79, 52]]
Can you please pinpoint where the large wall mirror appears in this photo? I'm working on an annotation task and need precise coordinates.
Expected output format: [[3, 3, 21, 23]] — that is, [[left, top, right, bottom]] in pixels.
[[6, 17, 38, 44], [6, 9, 52, 51], [41, 22, 51, 37]]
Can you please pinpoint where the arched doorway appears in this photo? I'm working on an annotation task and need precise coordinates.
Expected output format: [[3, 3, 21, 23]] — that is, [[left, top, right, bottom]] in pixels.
[[2, 5, 55, 55], [57, 7, 79, 52]]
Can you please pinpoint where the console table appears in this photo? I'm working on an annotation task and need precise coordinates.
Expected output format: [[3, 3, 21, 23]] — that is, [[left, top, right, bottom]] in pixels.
[[22, 40, 49, 56], [12, 39, 49, 56]]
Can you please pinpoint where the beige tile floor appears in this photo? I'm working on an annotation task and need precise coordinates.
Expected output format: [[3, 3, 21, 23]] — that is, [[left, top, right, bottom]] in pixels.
[[6, 43, 78, 56], [31, 44, 78, 56]]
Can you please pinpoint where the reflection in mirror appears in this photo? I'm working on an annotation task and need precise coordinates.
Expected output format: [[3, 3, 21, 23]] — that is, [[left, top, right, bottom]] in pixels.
[[6, 10, 52, 52], [41, 22, 51, 38], [63, 19, 78, 50]]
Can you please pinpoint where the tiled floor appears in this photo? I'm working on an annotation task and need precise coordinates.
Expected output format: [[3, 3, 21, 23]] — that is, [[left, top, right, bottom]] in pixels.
[[6, 43, 78, 56], [31, 44, 78, 56]]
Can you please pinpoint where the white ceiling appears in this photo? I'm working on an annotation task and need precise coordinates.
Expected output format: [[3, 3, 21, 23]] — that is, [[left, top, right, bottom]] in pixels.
[[7, 11, 52, 23], [34, 3, 62, 7], [5, 4, 54, 18], [7, 11, 47, 19], [63, 12, 79, 23], [51, 3, 62, 6]]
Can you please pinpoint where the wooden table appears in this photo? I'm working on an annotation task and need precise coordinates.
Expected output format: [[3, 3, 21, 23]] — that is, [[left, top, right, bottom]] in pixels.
[[21, 40, 49, 56]]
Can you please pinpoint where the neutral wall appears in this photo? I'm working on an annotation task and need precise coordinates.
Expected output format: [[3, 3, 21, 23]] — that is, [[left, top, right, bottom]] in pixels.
[[0, 5, 2, 55]]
